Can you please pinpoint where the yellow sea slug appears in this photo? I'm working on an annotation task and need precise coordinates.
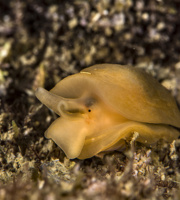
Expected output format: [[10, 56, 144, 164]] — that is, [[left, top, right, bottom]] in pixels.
[[35, 64, 180, 159]]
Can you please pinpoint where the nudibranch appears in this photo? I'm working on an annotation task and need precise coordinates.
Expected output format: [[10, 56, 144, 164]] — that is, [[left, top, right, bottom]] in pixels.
[[35, 64, 180, 159]]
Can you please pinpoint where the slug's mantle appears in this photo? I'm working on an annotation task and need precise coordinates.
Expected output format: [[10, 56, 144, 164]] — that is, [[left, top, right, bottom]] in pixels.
[[35, 64, 180, 159]]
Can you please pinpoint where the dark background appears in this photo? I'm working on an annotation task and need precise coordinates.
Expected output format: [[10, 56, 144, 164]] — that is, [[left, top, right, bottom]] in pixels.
[[0, 1, 180, 199]]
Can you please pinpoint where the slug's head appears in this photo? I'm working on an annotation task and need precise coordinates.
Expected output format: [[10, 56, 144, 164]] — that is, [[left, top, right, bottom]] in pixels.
[[35, 86, 124, 158]]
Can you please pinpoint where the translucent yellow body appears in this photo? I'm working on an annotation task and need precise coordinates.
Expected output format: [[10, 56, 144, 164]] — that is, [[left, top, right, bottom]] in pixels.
[[35, 64, 180, 159]]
